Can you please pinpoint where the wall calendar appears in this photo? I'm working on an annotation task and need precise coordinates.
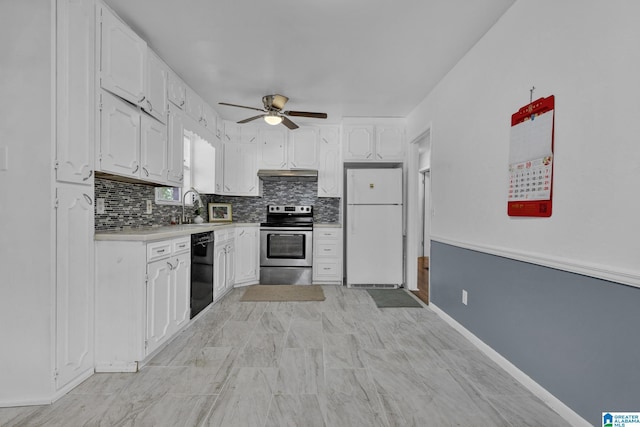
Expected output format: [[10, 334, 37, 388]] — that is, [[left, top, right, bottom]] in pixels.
[[508, 95, 555, 217]]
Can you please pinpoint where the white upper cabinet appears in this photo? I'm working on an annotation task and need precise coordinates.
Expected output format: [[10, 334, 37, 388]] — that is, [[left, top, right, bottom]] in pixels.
[[167, 70, 186, 109], [289, 127, 319, 169], [99, 4, 147, 107], [98, 90, 141, 178], [342, 122, 405, 162], [184, 85, 203, 123], [317, 126, 341, 197], [342, 125, 375, 160], [166, 104, 185, 186], [375, 125, 405, 160], [56, 0, 95, 185], [222, 120, 260, 196], [258, 127, 288, 169], [257, 126, 319, 170], [145, 50, 169, 123], [201, 102, 217, 132], [140, 113, 168, 184]]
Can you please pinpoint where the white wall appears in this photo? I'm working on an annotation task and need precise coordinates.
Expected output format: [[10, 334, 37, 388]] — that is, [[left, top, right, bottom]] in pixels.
[[407, 0, 640, 287], [0, 0, 55, 403]]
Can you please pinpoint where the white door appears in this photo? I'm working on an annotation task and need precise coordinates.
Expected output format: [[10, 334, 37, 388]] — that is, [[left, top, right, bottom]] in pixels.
[[317, 127, 341, 197], [375, 126, 405, 161], [55, 184, 94, 389], [213, 244, 227, 300], [343, 126, 374, 160], [167, 70, 186, 109], [225, 242, 236, 291], [140, 114, 168, 184], [347, 168, 403, 205], [347, 204, 403, 285]]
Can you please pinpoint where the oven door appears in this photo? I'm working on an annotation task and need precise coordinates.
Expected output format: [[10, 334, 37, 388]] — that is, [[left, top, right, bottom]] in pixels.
[[260, 227, 313, 267]]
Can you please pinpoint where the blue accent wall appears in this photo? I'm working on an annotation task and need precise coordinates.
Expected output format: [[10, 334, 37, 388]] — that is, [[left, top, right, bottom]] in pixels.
[[430, 241, 640, 426]]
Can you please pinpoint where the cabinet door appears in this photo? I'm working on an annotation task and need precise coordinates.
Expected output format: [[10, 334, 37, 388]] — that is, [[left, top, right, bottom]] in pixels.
[[167, 70, 186, 109], [289, 127, 319, 169], [140, 114, 168, 184], [234, 228, 259, 284], [146, 259, 172, 355], [201, 102, 216, 131], [258, 127, 287, 169], [184, 86, 203, 123], [317, 126, 341, 197], [99, 5, 147, 106], [56, 0, 94, 185], [225, 242, 236, 291], [212, 136, 224, 194], [99, 91, 140, 177], [223, 141, 259, 196], [55, 184, 94, 389], [167, 104, 185, 186], [375, 126, 405, 160], [343, 126, 374, 160], [172, 253, 191, 330], [213, 244, 227, 300], [145, 50, 168, 124]]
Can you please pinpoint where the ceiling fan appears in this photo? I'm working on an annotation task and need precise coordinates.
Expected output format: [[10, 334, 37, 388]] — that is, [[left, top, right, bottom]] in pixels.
[[219, 94, 327, 130]]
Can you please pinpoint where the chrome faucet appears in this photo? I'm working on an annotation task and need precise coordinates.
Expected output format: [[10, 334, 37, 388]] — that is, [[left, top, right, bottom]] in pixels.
[[182, 188, 203, 224]]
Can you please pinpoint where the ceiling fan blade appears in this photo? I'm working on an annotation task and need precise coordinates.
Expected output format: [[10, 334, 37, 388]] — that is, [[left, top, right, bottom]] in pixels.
[[219, 102, 265, 113], [283, 110, 328, 119], [238, 114, 264, 124], [281, 116, 299, 130]]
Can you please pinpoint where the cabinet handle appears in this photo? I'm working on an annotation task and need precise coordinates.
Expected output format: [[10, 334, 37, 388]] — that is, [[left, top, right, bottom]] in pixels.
[[132, 164, 139, 174], [138, 95, 146, 104], [323, 267, 331, 271], [323, 249, 331, 251], [366, 153, 373, 159], [167, 261, 174, 271], [83, 193, 92, 205], [180, 99, 185, 107], [82, 170, 93, 181], [157, 249, 165, 253], [377, 153, 383, 159], [142, 167, 149, 176], [146, 99, 153, 112]]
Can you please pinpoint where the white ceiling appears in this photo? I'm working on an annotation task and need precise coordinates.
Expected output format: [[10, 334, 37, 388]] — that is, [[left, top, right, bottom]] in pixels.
[[103, 0, 514, 126]]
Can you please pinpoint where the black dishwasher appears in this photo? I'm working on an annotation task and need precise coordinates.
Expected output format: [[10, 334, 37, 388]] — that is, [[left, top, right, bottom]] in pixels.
[[191, 232, 214, 318]]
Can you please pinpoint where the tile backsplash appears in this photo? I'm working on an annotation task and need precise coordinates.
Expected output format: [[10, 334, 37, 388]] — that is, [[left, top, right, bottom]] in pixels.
[[95, 178, 341, 231]]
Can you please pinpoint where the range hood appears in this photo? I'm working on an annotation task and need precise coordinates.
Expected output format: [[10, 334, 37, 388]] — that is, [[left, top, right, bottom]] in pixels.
[[257, 169, 318, 181]]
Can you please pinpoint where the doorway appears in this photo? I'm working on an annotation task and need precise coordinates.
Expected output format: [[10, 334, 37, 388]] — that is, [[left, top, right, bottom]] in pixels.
[[414, 169, 430, 304], [406, 129, 430, 303]]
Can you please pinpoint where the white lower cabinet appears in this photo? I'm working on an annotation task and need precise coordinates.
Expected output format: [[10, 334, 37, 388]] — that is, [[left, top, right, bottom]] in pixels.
[[234, 226, 260, 286], [55, 184, 94, 389], [312, 227, 343, 284], [95, 236, 190, 371], [213, 228, 235, 300]]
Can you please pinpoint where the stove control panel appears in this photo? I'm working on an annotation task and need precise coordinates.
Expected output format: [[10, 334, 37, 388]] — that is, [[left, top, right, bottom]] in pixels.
[[268, 205, 313, 214]]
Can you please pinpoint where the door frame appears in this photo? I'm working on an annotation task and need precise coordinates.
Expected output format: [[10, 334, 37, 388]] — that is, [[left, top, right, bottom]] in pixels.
[[405, 128, 431, 291]]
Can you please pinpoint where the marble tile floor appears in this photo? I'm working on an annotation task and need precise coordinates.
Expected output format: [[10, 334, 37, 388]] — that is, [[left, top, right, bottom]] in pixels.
[[1, 286, 571, 427]]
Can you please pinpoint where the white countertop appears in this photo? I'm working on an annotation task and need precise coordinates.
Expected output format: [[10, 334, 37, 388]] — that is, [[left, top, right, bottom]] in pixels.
[[314, 223, 342, 228], [95, 222, 259, 242]]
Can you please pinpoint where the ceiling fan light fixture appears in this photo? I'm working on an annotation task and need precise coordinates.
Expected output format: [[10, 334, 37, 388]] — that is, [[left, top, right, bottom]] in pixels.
[[264, 113, 283, 126]]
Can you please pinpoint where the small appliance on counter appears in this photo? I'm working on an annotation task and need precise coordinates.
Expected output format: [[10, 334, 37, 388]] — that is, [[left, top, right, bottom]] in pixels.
[[260, 205, 313, 285]]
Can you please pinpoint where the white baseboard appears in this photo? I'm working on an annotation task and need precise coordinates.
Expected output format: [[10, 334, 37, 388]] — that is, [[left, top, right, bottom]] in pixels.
[[430, 303, 591, 427]]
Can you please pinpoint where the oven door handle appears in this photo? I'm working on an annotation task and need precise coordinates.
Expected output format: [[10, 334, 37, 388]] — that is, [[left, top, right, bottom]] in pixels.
[[260, 227, 313, 232]]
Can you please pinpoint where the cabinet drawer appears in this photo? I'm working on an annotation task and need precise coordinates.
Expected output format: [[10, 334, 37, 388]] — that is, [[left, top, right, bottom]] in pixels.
[[315, 241, 339, 258], [147, 240, 172, 261], [315, 229, 340, 240], [173, 237, 190, 254], [314, 261, 341, 277]]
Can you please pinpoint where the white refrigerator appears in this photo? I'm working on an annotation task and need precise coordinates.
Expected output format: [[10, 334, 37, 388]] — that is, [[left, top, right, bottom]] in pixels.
[[346, 168, 403, 287]]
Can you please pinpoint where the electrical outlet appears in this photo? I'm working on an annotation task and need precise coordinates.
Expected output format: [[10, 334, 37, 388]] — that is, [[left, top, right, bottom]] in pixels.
[[462, 290, 468, 305], [96, 198, 105, 214], [146, 200, 153, 214]]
